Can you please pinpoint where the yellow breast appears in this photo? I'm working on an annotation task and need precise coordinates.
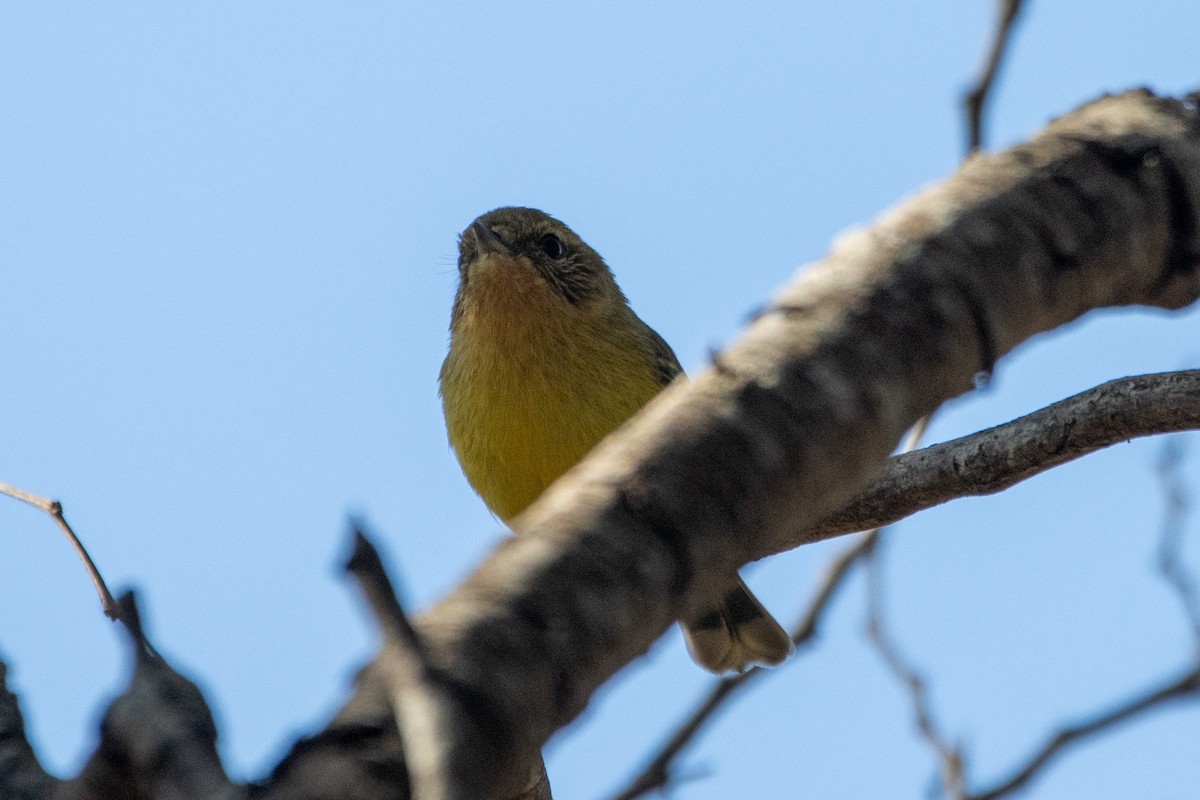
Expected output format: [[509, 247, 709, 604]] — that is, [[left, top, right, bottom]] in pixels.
[[440, 263, 663, 521]]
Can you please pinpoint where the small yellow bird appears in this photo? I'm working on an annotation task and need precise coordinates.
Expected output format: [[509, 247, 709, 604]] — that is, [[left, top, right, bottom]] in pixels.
[[439, 207, 792, 673]]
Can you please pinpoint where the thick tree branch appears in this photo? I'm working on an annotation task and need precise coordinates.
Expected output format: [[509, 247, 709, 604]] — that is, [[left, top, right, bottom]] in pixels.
[[385, 90, 1200, 794]]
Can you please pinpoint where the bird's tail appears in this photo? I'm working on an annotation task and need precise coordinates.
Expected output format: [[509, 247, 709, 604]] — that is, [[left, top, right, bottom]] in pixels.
[[681, 576, 793, 673]]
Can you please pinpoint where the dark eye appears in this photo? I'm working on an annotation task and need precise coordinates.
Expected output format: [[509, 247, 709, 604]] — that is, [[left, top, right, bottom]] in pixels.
[[538, 233, 565, 259]]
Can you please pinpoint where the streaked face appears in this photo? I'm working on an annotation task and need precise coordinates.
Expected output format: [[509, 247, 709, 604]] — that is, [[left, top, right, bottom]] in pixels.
[[455, 207, 615, 313]]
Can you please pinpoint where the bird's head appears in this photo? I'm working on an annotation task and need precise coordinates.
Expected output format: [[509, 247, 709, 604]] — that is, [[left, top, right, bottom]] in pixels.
[[452, 207, 628, 330]]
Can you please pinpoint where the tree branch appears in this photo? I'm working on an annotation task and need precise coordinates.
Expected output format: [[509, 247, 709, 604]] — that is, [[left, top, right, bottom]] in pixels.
[[0, 482, 120, 621], [389, 89, 1200, 793], [343, 527, 552, 800], [968, 664, 1200, 800], [959, 440, 1200, 800], [1155, 436, 1200, 643], [610, 419, 936, 800], [873, 420, 1200, 800], [865, 538, 966, 800], [963, 0, 1028, 153], [807, 370, 1200, 545]]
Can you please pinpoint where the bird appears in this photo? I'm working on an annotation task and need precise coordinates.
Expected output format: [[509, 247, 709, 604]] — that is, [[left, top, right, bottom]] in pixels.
[[438, 206, 793, 673]]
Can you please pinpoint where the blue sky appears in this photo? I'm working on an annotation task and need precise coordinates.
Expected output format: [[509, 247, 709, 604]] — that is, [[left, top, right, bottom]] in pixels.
[[2, 2, 1198, 798]]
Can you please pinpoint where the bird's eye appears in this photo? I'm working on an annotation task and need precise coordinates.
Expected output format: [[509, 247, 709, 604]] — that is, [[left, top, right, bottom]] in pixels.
[[538, 233, 565, 260]]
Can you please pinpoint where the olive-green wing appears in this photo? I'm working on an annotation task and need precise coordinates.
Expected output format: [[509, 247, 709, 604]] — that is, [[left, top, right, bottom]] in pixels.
[[644, 323, 684, 387]]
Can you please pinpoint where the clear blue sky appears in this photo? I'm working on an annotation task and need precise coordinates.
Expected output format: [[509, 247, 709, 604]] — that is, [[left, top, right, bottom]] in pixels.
[[2, 3, 1198, 798]]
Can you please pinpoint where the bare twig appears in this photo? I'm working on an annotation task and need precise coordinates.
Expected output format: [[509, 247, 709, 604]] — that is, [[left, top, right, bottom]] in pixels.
[[873, 431, 1200, 800], [1155, 436, 1200, 644], [865, 537, 966, 800], [966, 665, 1200, 800], [963, 0, 1027, 153], [0, 481, 120, 620], [115, 589, 160, 661], [345, 523, 428, 664]]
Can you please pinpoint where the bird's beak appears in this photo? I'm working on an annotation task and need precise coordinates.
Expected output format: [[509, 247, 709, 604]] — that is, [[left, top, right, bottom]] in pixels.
[[470, 221, 513, 258]]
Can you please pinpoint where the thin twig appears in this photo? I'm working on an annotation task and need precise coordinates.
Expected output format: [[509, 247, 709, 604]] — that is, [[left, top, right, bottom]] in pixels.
[[610, 417, 934, 800], [344, 522, 428, 663], [878, 433, 1200, 800], [865, 537, 966, 800], [115, 590, 160, 661], [963, 0, 1027, 153], [0, 481, 121, 620], [966, 665, 1200, 800], [1155, 436, 1200, 644]]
